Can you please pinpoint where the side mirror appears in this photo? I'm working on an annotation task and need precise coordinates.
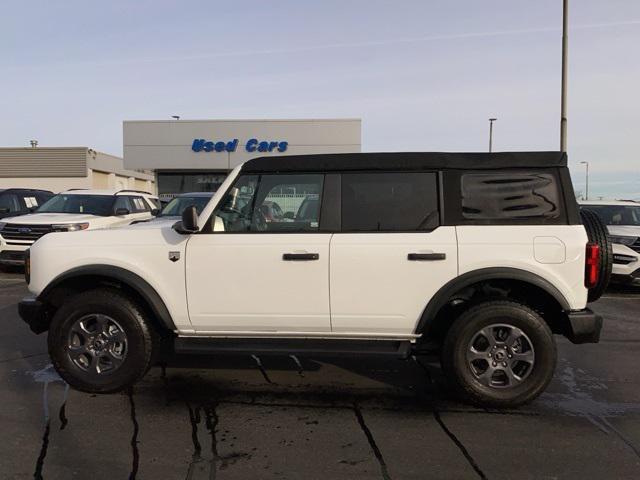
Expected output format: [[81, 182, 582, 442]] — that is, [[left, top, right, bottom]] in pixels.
[[173, 205, 199, 234], [114, 208, 130, 216], [151, 208, 160, 216]]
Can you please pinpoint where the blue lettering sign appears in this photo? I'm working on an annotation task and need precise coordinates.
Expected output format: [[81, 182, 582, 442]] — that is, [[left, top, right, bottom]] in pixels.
[[245, 138, 258, 153], [192, 138, 287, 153]]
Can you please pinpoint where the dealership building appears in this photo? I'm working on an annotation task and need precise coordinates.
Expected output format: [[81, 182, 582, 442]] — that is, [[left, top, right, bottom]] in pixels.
[[0, 147, 155, 193], [123, 119, 361, 198]]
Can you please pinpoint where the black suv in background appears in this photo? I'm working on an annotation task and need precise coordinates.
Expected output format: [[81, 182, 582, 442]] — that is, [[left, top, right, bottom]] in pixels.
[[0, 189, 54, 219]]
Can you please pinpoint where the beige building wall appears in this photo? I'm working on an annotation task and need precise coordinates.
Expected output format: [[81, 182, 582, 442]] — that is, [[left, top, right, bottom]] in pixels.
[[0, 176, 89, 193], [91, 170, 111, 189], [0, 147, 156, 194], [123, 119, 362, 171]]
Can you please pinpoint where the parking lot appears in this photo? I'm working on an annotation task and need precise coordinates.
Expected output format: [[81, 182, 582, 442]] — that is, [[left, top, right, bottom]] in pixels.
[[0, 271, 638, 480]]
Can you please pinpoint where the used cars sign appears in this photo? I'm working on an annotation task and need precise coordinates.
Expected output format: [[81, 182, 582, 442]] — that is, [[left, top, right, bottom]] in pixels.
[[192, 138, 288, 153]]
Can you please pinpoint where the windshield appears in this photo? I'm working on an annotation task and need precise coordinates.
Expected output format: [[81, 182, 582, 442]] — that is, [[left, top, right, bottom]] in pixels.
[[159, 196, 211, 217], [37, 194, 114, 216], [583, 205, 640, 226]]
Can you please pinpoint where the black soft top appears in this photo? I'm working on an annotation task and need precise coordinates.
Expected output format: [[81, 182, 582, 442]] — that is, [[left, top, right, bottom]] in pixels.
[[242, 151, 567, 173]]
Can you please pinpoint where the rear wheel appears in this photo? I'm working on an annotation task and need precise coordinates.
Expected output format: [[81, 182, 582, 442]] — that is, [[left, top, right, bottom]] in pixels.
[[580, 208, 613, 302], [441, 300, 556, 408], [48, 288, 157, 393]]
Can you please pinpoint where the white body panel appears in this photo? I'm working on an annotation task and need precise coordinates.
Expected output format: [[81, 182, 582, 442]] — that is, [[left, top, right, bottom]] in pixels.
[[456, 225, 589, 310], [329, 229, 458, 335], [185, 233, 331, 332], [28, 227, 192, 331]]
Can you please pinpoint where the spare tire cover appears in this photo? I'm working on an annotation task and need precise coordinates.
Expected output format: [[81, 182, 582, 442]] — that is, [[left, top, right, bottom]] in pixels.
[[580, 208, 613, 302]]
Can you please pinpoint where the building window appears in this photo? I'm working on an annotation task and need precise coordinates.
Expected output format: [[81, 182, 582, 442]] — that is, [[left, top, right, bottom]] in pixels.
[[157, 172, 227, 197]]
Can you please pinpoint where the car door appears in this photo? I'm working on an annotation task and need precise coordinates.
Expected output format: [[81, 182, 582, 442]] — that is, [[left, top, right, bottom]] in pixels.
[[185, 173, 332, 333], [329, 172, 458, 336]]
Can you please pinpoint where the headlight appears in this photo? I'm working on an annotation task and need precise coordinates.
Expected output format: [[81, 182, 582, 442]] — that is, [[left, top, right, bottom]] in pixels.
[[52, 223, 90, 232], [609, 235, 637, 246]]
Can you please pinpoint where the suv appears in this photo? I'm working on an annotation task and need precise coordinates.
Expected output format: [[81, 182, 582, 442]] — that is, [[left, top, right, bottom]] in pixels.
[[0, 188, 53, 219], [580, 200, 640, 286], [18, 152, 611, 407], [0, 189, 159, 266]]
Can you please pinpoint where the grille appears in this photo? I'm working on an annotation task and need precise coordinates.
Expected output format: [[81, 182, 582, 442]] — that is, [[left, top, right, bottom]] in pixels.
[[0, 223, 54, 243]]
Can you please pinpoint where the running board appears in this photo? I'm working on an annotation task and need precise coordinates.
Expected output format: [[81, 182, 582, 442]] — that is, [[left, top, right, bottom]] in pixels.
[[173, 337, 412, 359]]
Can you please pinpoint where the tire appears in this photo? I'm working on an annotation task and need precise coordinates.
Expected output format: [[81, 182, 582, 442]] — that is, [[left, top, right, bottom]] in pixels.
[[441, 300, 556, 408], [48, 288, 158, 393], [580, 208, 613, 302]]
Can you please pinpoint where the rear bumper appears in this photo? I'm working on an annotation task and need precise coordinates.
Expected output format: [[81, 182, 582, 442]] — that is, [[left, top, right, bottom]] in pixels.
[[565, 308, 602, 344], [18, 295, 48, 334]]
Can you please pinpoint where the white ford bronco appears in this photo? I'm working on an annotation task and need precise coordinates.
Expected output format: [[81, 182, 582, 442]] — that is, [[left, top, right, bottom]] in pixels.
[[19, 152, 611, 407]]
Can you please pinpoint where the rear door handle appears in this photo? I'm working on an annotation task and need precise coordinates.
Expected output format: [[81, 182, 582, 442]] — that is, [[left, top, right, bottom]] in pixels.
[[408, 253, 446, 261], [283, 253, 320, 261]]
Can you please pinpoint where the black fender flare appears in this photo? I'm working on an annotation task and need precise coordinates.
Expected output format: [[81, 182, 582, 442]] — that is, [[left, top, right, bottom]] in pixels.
[[39, 265, 176, 331], [415, 267, 571, 335]]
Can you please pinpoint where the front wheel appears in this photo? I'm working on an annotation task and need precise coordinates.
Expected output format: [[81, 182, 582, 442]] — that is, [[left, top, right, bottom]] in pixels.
[[48, 288, 157, 393], [441, 300, 556, 408]]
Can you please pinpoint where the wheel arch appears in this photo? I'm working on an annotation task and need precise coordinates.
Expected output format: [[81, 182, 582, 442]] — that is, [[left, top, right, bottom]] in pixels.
[[38, 265, 176, 333], [416, 267, 572, 339]]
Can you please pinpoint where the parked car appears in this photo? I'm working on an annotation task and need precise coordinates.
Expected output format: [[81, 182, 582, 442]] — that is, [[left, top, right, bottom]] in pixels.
[[0, 189, 159, 266], [158, 192, 214, 219], [19, 152, 612, 408], [0, 188, 53, 219], [580, 200, 640, 285]]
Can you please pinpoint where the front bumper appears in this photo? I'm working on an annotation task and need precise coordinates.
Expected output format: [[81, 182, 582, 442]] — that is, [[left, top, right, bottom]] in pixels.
[[565, 308, 602, 344], [18, 295, 48, 334], [0, 249, 26, 266]]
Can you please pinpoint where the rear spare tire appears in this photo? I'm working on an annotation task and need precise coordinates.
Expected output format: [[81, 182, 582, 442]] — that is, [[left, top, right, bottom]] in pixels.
[[580, 208, 612, 302]]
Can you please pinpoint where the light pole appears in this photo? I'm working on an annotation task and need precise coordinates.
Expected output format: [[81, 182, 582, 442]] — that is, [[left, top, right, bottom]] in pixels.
[[560, 0, 568, 152], [580, 161, 589, 200], [488, 118, 497, 153]]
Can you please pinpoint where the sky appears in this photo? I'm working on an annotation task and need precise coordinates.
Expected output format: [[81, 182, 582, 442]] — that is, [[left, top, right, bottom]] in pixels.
[[1, 0, 639, 199]]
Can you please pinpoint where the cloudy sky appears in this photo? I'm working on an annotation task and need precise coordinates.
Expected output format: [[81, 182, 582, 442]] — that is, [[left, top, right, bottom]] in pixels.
[[1, 0, 639, 199]]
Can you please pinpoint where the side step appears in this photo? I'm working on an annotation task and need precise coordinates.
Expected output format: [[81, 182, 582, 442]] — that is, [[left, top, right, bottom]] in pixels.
[[174, 337, 412, 359]]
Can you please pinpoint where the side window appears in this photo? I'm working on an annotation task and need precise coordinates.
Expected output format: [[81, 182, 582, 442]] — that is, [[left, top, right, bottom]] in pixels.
[[212, 175, 259, 232], [211, 174, 324, 232], [0, 194, 20, 214], [461, 172, 561, 221], [130, 196, 150, 212], [113, 196, 132, 214], [252, 174, 324, 232], [341, 172, 439, 232]]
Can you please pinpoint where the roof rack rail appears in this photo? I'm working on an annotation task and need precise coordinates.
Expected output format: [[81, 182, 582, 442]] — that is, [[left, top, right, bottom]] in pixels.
[[65, 188, 88, 191], [116, 189, 154, 195]]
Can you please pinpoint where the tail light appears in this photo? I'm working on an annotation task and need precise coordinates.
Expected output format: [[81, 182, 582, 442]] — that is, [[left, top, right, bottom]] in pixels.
[[585, 242, 600, 289]]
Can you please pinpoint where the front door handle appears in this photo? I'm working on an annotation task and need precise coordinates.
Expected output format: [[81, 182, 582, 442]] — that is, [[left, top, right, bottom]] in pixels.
[[283, 253, 320, 261], [408, 253, 446, 261]]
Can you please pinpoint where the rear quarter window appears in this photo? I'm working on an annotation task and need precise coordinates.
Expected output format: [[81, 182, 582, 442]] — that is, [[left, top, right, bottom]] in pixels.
[[443, 170, 567, 225]]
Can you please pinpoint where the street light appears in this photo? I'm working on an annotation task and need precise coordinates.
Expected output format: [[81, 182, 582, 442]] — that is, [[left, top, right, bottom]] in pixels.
[[580, 161, 589, 200], [171, 115, 180, 120], [488, 118, 497, 153]]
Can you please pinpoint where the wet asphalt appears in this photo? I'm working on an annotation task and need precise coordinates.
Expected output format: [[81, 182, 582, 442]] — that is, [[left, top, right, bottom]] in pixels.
[[1, 271, 639, 480]]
